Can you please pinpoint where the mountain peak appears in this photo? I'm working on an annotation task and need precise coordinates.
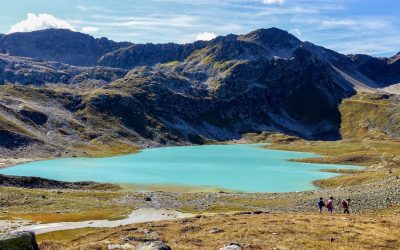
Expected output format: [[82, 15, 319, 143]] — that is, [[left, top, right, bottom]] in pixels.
[[238, 27, 302, 51]]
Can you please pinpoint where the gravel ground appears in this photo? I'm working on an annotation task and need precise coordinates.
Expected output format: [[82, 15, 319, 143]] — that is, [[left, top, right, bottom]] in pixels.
[[118, 176, 400, 214]]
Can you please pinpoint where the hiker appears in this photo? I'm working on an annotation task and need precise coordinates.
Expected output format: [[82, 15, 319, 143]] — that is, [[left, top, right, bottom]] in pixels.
[[326, 196, 334, 213], [341, 198, 351, 214], [317, 197, 325, 213]]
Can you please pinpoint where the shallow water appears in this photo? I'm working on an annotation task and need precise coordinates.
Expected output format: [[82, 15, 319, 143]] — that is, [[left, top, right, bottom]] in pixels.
[[0, 144, 361, 192]]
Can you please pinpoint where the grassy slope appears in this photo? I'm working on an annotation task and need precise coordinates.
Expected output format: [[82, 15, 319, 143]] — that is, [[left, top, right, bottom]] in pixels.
[[340, 92, 400, 139], [38, 209, 400, 250], [264, 139, 400, 188], [0, 187, 134, 224]]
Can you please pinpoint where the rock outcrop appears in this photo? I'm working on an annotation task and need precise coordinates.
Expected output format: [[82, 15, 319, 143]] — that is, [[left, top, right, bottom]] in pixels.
[[136, 241, 172, 250], [220, 243, 243, 250], [0, 231, 38, 250]]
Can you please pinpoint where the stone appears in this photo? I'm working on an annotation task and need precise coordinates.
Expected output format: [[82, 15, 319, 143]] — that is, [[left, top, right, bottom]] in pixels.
[[136, 241, 172, 250], [108, 243, 135, 249], [145, 197, 152, 202], [220, 242, 243, 250], [209, 228, 224, 234], [0, 231, 38, 250]]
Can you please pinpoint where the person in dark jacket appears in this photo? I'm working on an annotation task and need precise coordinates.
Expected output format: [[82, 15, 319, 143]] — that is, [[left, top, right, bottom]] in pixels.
[[317, 197, 325, 213]]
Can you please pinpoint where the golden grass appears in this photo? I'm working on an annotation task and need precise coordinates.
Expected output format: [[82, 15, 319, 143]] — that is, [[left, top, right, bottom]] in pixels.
[[339, 92, 399, 139], [267, 139, 400, 188], [72, 139, 140, 157], [37, 228, 104, 243], [0, 187, 133, 223], [313, 170, 395, 189], [38, 211, 400, 250], [266, 138, 400, 167]]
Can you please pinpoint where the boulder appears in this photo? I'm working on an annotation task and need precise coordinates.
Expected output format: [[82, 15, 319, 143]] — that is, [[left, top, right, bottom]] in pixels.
[[220, 242, 243, 250], [0, 231, 39, 250], [136, 241, 171, 250]]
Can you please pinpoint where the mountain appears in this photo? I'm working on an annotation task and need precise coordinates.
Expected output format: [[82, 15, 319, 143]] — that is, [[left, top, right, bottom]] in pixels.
[[0, 28, 399, 157], [0, 29, 131, 66], [350, 53, 400, 86]]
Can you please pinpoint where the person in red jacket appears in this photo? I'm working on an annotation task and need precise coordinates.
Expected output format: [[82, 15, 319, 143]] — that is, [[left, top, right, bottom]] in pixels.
[[326, 196, 334, 213], [341, 198, 351, 214]]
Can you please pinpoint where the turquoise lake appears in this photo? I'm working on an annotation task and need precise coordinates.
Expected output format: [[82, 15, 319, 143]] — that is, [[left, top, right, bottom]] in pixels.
[[0, 144, 361, 192]]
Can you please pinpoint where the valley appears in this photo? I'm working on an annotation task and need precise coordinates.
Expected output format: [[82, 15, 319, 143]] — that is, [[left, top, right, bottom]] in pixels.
[[0, 27, 399, 249]]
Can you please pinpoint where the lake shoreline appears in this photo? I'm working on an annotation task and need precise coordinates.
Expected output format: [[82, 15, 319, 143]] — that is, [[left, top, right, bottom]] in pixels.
[[0, 144, 362, 193]]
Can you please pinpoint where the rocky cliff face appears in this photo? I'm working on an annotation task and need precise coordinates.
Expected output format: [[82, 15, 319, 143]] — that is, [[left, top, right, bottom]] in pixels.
[[97, 41, 209, 69], [0, 29, 131, 66], [0, 28, 399, 153], [350, 53, 400, 86]]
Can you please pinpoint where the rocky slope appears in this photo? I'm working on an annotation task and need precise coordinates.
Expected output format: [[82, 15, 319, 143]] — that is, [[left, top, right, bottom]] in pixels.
[[0, 53, 127, 85], [0, 29, 131, 66], [0, 28, 399, 155]]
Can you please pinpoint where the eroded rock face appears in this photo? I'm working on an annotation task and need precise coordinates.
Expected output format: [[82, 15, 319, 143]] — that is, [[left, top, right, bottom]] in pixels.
[[136, 241, 172, 250], [0, 231, 38, 250]]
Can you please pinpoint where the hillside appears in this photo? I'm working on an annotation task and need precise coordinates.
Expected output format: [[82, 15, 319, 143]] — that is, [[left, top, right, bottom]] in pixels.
[[0, 28, 399, 157]]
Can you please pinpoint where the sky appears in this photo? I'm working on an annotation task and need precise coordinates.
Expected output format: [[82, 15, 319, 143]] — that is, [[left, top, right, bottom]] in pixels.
[[0, 0, 399, 57]]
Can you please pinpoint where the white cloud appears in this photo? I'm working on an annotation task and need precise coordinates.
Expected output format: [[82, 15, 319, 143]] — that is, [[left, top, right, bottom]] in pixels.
[[8, 13, 75, 33], [290, 28, 301, 36], [196, 32, 216, 41], [81, 26, 99, 33], [320, 18, 389, 30], [77, 5, 88, 11], [262, 0, 284, 5]]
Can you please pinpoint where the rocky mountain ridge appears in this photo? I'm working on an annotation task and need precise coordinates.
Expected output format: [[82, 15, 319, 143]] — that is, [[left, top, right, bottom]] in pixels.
[[0, 29, 131, 66], [0, 27, 399, 156]]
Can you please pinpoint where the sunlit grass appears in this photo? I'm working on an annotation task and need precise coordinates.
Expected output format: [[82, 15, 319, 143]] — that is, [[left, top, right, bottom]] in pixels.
[[39, 210, 400, 249]]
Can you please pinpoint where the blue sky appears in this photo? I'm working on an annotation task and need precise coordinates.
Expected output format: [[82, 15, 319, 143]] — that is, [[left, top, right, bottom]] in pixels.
[[1, 0, 399, 56]]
